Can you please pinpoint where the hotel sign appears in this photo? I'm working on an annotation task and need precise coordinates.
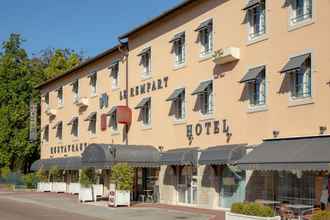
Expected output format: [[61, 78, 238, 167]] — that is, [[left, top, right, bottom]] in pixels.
[[186, 119, 230, 139], [120, 77, 169, 100]]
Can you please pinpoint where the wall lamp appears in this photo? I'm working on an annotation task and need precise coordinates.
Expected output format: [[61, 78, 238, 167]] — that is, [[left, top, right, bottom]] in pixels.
[[273, 130, 280, 138]]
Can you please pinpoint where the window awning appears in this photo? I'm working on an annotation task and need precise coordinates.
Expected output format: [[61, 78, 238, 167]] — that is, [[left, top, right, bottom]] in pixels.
[[166, 88, 185, 101], [169, 32, 185, 43], [52, 121, 62, 129], [199, 144, 247, 165], [280, 54, 310, 73], [135, 97, 151, 109], [239, 66, 265, 83], [67, 117, 78, 125], [194, 19, 213, 32], [242, 0, 261, 10], [191, 80, 212, 95], [137, 47, 151, 56], [81, 144, 160, 168], [238, 136, 330, 171], [31, 157, 82, 171], [84, 112, 96, 121], [160, 148, 199, 166], [107, 106, 117, 116]]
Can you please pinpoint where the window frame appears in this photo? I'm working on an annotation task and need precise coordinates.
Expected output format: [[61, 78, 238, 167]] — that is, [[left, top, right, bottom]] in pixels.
[[141, 99, 151, 127], [89, 72, 97, 96], [174, 90, 186, 121], [140, 50, 151, 78], [199, 24, 213, 57], [72, 118, 79, 138], [57, 87, 64, 107], [199, 82, 214, 116], [89, 115, 97, 136], [173, 35, 186, 66], [110, 61, 120, 90], [249, 70, 267, 107], [247, 0, 266, 41], [72, 80, 79, 103], [290, 0, 313, 26], [291, 58, 312, 99], [43, 125, 49, 143], [109, 111, 118, 133], [56, 122, 63, 142]]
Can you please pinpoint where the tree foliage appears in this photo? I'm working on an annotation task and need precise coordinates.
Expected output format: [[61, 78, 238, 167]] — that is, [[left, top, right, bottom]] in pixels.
[[0, 33, 82, 173], [111, 163, 134, 191]]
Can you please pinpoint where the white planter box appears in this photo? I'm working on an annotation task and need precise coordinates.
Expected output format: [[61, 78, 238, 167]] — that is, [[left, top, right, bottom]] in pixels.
[[68, 183, 80, 194], [116, 190, 130, 207], [79, 186, 94, 202], [37, 182, 52, 192], [226, 212, 281, 220], [92, 184, 104, 201], [52, 182, 67, 193]]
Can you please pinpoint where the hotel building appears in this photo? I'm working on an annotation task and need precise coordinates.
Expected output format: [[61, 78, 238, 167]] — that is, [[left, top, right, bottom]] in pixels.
[[32, 0, 330, 210]]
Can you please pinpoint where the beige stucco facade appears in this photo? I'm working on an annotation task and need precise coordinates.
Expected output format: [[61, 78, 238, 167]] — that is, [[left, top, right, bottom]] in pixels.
[[37, 0, 330, 209]]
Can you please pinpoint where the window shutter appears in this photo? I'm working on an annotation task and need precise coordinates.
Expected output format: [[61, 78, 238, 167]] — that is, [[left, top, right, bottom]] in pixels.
[[101, 114, 107, 131]]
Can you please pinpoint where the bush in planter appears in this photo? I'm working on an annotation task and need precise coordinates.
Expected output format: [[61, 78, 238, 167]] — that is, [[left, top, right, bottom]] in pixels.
[[311, 211, 330, 220], [79, 168, 95, 187], [111, 163, 134, 191], [231, 202, 275, 217], [49, 166, 62, 182], [36, 168, 48, 182]]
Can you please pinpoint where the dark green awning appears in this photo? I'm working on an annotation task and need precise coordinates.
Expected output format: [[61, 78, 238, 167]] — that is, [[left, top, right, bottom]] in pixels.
[[137, 47, 151, 56], [166, 88, 185, 101], [280, 54, 310, 73], [191, 80, 212, 95], [194, 19, 212, 32], [242, 0, 260, 10], [160, 148, 199, 166], [238, 136, 330, 171], [199, 144, 247, 165], [135, 97, 151, 109], [81, 144, 160, 168], [240, 66, 265, 83], [31, 157, 81, 171], [169, 32, 185, 43]]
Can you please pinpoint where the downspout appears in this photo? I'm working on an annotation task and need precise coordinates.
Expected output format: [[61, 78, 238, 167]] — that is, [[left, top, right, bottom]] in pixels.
[[118, 39, 129, 145]]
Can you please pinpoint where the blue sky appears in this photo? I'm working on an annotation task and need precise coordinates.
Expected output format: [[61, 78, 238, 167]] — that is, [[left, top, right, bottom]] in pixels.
[[0, 0, 181, 58]]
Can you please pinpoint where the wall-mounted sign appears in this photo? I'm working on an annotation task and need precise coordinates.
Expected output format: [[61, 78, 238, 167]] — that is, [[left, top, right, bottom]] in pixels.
[[186, 119, 230, 139], [120, 76, 169, 100]]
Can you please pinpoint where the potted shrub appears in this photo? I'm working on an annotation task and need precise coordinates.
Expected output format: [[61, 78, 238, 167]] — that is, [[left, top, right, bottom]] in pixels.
[[110, 163, 134, 207], [49, 166, 66, 193], [226, 202, 280, 220], [311, 210, 330, 220], [79, 168, 95, 202], [36, 167, 52, 192]]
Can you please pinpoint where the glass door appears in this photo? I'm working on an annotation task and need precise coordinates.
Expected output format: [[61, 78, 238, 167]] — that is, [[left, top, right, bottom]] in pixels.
[[220, 166, 245, 208], [178, 166, 197, 205]]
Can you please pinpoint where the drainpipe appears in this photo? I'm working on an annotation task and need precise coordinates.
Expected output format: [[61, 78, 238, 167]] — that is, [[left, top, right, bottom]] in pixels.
[[118, 40, 129, 145]]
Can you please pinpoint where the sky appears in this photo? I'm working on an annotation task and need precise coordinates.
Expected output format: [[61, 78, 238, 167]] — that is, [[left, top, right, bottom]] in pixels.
[[0, 0, 181, 58]]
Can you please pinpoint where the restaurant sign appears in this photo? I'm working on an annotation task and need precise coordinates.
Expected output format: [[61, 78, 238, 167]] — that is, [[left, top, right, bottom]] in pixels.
[[120, 76, 169, 100]]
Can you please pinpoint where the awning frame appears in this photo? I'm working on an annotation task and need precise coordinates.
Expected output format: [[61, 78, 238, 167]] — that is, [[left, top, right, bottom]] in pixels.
[[191, 80, 212, 95], [135, 97, 151, 109], [166, 88, 185, 102]]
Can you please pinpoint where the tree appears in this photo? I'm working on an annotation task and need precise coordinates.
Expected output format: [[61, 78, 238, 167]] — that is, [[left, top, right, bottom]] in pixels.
[[111, 163, 134, 191], [0, 33, 83, 173]]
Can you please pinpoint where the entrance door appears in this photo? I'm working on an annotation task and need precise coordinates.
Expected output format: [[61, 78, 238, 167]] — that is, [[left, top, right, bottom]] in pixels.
[[178, 166, 197, 204], [220, 166, 245, 208]]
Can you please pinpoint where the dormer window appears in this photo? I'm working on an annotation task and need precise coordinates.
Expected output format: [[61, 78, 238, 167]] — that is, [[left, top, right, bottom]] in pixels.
[[195, 19, 213, 57], [138, 47, 151, 78]]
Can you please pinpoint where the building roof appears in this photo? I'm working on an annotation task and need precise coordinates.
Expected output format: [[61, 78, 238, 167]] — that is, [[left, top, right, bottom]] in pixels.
[[118, 0, 196, 40], [35, 44, 124, 90]]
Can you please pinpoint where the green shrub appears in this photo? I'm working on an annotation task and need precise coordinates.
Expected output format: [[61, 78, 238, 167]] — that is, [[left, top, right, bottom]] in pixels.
[[36, 168, 48, 182], [231, 202, 275, 217], [49, 166, 62, 182], [312, 211, 330, 220], [23, 173, 38, 188], [0, 167, 11, 182], [111, 163, 134, 191], [79, 168, 95, 187]]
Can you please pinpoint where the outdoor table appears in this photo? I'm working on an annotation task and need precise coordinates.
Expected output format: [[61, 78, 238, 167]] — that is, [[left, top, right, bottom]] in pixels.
[[286, 204, 313, 220]]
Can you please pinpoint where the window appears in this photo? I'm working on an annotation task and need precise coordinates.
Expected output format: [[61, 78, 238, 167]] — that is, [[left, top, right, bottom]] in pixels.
[[196, 20, 213, 57], [44, 93, 49, 108], [109, 111, 118, 132], [249, 71, 266, 106], [43, 125, 49, 142], [72, 80, 79, 102], [57, 87, 63, 107], [71, 118, 79, 138], [171, 33, 185, 66], [88, 114, 97, 135], [139, 48, 151, 78], [247, 0, 266, 40], [174, 91, 186, 120], [89, 72, 97, 96], [110, 61, 119, 89], [56, 122, 63, 141], [142, 100, 151, 126], [291, 0, 312, 24], [292, 57, 311, 98], [199, 83, 213, 115]]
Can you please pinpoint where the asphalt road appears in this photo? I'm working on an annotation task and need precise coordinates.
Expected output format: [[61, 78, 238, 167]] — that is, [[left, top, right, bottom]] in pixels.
[[0, 194, 101, 220]]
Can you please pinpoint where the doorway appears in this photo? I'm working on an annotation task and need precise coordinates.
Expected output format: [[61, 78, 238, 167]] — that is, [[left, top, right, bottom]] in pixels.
[[177, 166, 197, 205]]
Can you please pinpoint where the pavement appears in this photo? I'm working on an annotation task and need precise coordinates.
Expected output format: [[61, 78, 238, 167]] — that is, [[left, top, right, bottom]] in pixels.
[[0, 191, 220, 220]]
